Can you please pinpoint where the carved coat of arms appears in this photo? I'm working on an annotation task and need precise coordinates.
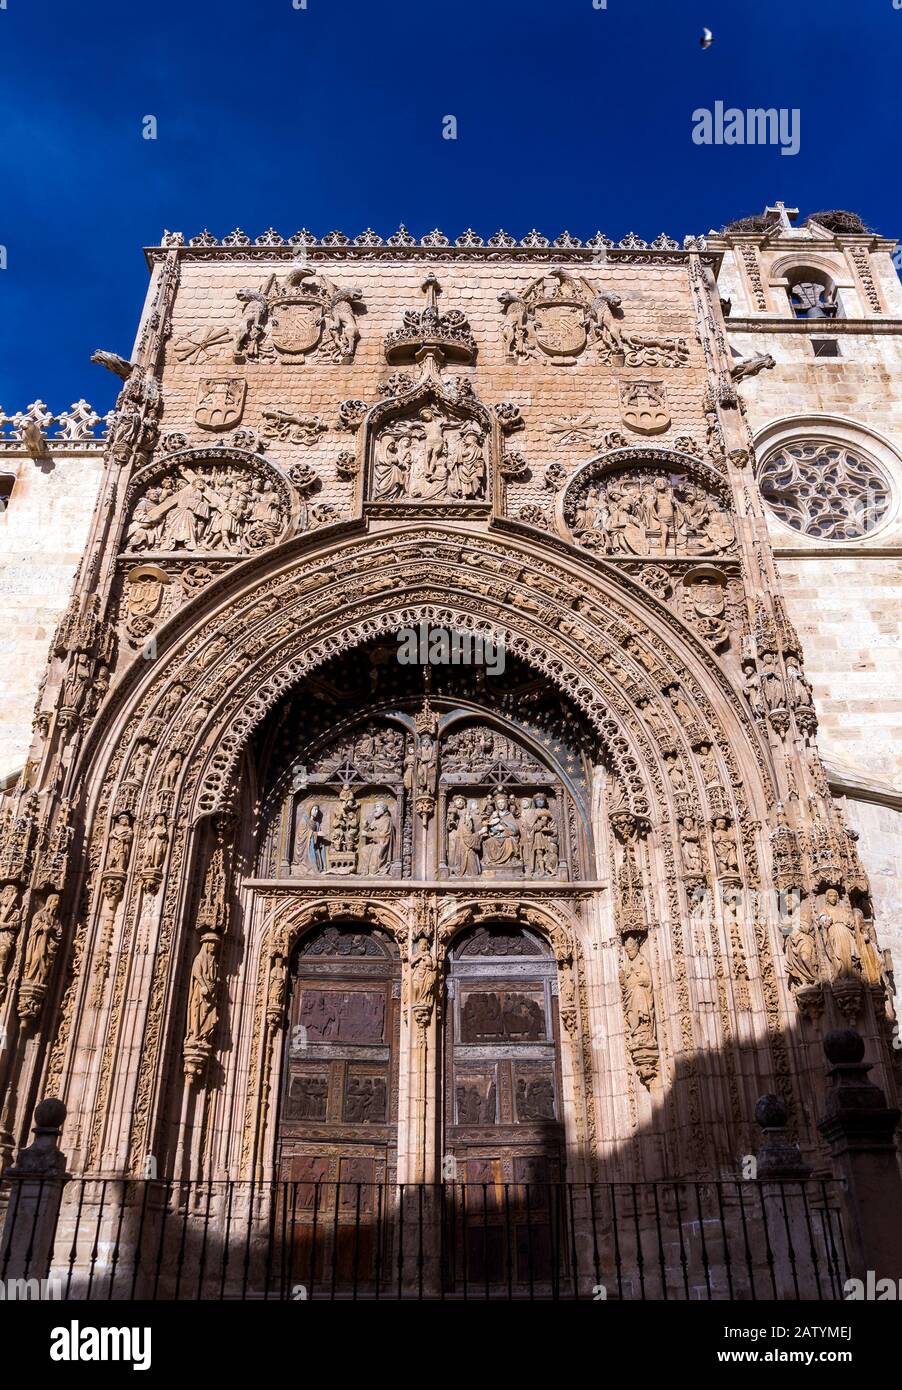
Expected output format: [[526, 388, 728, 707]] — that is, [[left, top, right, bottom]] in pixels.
[[194, 377, 246, 431], [268, 296, 325, 356], [499, 270, 689, 368], [620, 381, 670, 435], [233, 270, 364, 364], [531, 297, 587, 361]]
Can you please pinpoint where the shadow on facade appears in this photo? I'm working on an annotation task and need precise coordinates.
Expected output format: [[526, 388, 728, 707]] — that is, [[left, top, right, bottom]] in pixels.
[[3, 1016, 884, 1301]]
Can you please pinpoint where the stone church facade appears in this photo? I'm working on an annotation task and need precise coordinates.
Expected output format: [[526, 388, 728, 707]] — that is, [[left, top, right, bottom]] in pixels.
[[0, 208, 899, 1206]]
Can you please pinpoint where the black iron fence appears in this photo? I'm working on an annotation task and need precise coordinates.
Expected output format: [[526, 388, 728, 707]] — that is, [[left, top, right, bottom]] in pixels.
[[0, 1176, 848, 1301]]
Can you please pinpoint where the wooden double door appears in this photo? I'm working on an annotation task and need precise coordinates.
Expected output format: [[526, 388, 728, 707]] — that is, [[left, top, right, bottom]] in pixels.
[[443, 924, 566, 1289], [275, 918, 565, 1292]]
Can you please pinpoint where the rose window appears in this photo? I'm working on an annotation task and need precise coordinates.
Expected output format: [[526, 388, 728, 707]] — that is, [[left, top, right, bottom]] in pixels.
[[757, 441, 891, 540]]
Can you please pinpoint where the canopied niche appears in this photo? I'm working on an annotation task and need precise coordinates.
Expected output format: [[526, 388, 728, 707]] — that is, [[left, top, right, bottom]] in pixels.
[[363, 377, 493, 509]]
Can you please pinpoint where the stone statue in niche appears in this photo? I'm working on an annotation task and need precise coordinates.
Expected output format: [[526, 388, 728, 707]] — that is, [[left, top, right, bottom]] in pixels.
[[186, 936, 219, 1045], [759, 652, 787, 711], [124, 465, 286, 555], [480, 794, 523, 875], [104, 813, 134, 876], [853, 910, 884, 987], [372, 410, 487, 502], [17, 892, 62, 1021], [678, 816, 703, 875], [571, 470, 735, 557], [0, 884, 20, 1004], [294, 802, 327, 873], [783, 908, 820, 990], [619, 934, 658, 1086], [521, 794, 559, 877], [447, 796, 484, 877], [711, 816, 739, 874], [359, 800, 395, 874], [409, 935, 438, 1028], [327, 786, 360, 874], [817, 888, 861, 979]]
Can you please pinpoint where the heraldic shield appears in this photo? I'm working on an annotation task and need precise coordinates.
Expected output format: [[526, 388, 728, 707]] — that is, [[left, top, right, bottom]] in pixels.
[[194, 377, 247, 431], [269, 296, 325, 356], [531, 298, 588, 362]]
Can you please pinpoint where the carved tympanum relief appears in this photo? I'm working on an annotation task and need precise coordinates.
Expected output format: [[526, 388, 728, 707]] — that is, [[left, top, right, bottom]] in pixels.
[[499, 270, 689, 367], [123, 458, 291, 555], [256, 674, 590, 882], [566, 464, 736, 556]]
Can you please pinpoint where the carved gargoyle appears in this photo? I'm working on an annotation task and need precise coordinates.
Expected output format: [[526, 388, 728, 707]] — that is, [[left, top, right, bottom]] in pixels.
[[730, 352, 775, 382], [91, 349, 133, 380]]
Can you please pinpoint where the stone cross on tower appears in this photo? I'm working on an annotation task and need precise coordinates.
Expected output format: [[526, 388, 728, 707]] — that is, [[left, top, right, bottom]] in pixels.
[[765, 201, 800, 234]]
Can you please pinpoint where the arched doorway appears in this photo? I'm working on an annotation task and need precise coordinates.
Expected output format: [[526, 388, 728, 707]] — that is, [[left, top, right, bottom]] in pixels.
[[275, 922, 401, 1286]]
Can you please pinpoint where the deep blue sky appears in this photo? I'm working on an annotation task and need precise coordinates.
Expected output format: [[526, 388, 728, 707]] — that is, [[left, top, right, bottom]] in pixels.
[[1, 0, 900, 416]]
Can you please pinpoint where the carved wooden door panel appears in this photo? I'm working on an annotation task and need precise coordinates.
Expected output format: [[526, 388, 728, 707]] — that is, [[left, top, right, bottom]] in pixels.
[[276, 923, 400, 1291], [444, 925, 565, 1289]]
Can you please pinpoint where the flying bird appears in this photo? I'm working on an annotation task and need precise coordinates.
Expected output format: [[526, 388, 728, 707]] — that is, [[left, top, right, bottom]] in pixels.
[[700, 27, 713, 49]]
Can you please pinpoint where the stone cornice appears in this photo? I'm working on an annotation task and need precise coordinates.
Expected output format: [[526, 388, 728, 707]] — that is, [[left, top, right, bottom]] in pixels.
[[725, 317, 902, 334], [144, 231, 721, 271]]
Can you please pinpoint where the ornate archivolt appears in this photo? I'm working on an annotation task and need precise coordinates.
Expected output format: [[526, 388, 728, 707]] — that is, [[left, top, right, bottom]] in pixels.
[[39, 519, 804, 1174]]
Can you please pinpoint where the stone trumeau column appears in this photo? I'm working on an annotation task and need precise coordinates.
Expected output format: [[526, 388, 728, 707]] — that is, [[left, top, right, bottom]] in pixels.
[[818, 1029, 902, 1283]]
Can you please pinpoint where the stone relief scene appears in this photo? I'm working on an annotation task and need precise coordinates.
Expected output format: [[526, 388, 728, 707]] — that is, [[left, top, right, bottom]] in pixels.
[[254, 643, 593, 881], [123, 458, 290, 555], [566, 465, 736, 556], [371, 409, 488, 502]]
